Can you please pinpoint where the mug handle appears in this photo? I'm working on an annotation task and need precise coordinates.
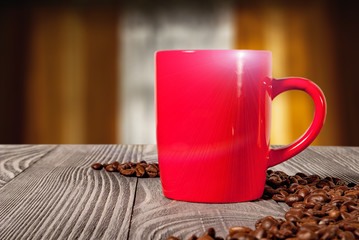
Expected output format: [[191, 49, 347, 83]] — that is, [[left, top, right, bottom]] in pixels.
[[268, 77, 327, 167]]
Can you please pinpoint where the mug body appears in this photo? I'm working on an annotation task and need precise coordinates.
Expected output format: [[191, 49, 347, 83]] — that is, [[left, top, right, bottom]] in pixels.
[[156, 50, 272, 203]]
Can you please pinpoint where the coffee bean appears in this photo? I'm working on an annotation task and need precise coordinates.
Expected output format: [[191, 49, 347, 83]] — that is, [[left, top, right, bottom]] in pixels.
[[340, 211, 353, 220], [197, 235, 214, 240], [303, 209, 314, 217], [285, 194, 303, 206], [91, 163, 103, 170], [267, 174, 282, 187], [343, 222, 359, 231], [146, 164, 159, 178], [166, 236, 181, 240], [135, 165, 146, 177], [350, 209, 359, 216], [338, 185, 349, 191], [332, 178, 346, 186], [228, 232, 256, 240], [298, 224, 320, 232], [285, 209, 303, 222], [345, 194, 358, 202], [259, 216, 278, 230], [187, 236, 197, 240], [305, 175, 321, 184], [311, 189, 327, 195], [289, 176, 299, 184], [150, 162, 159, 170], [323, 203, 339, 212], [119, 163, 131, 170], [298, 188, 310, 198], [146, 172, 158, 178], [316, 226, 338, 240], [296, 172, 308, 178], [119, 168, 135, 176], [288, 207, 307, 218], [228, 226, 251, 235], [276, 186, 288, 191], [324, 176, 333, 182], [204, 228, 216, 238], [354, 229, 359, 237], [316, 179, 333, 188], [345, 190, 359, 197], [312, 210, 325, 217], [292, 202, 307, 208], [92, 161, 160, 178], [306, 194, 329, 204], [318, 216, 335, 225], [288, 183, 300, 193], [297, 230, 318, 240], [265, 230, 276, 239], [111, 161, 120, 168], [340, 201, 356, 212], [275, 171, 288, 177], [272, 193, 286, 202], [328, 210, 340, 220], [331, 196, 347, 205], [280, 220, 297, 232], [338, 231, 355, 240], [347, 182, 356, 187], [264, 185, 278, 195], [186, 236, 196, 240], [249, 227, 266, 239], [105, 165, 116, 172], [274, 195, 288, 202], [298, 179, 308, 185], [276, 228, 294, 239], [297, 217, 319, 226]]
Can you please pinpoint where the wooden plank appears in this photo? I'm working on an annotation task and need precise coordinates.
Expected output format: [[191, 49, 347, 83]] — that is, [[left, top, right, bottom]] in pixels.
[[130, 178, 285, 240], [1, 145, 358, 240], [0, 145, 143, 240], [131, 146, 359, 239], [0, 145, 56, 188], [270, 146, 359, 184]]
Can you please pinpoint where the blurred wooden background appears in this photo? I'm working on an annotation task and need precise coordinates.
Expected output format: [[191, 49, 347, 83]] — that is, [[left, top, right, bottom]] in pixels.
[[0, 6, 118, 144], [0, 0, 358, 145]]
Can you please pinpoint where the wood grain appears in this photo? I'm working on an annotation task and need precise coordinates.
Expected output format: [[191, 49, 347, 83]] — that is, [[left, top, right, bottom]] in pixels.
[[0, 145, 142, 240], [0, 145, 56, 188], [130, 178, 285, 240], [1, 145, 359, 240], [131, 146, 359, 240], [270, 146, 359, 184]]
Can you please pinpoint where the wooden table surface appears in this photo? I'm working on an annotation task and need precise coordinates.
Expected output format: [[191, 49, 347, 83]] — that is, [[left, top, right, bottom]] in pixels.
[[0, 145, 359, 240]]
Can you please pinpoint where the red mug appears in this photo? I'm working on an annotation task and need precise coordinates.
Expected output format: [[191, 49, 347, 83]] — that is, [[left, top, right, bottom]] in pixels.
[[155, 50, 326, 203]]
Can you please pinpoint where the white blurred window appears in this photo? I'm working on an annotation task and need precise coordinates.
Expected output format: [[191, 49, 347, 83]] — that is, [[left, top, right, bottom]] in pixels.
[[118, 4, 234, 143]]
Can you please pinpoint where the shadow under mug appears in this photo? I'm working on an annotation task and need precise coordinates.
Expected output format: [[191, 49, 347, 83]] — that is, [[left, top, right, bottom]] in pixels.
[[155, 50, 326, 203]]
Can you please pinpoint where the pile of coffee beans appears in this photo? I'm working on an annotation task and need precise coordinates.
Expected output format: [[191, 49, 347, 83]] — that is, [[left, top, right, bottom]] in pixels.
[[166, 170, 359, 240], [91, 160, 159, 178]]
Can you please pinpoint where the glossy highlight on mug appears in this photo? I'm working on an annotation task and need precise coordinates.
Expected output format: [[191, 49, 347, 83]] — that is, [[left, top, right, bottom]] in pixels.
[[155, 50, 326, 203]]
